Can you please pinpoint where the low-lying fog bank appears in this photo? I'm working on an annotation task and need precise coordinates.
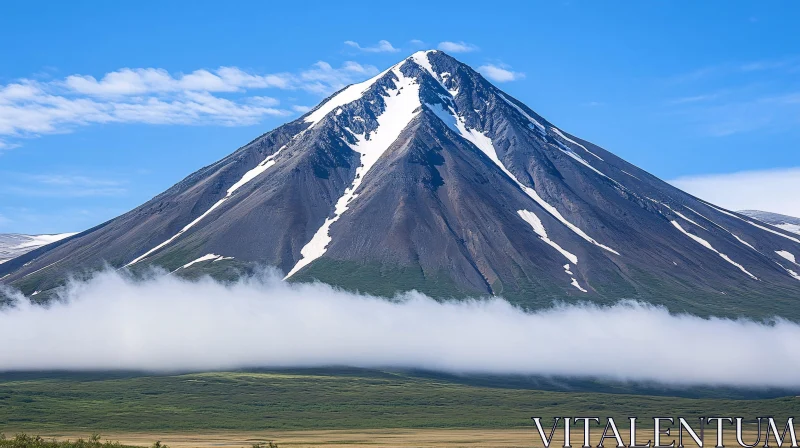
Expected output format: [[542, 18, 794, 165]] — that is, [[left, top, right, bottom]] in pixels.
[[1, 269, 798, 388]]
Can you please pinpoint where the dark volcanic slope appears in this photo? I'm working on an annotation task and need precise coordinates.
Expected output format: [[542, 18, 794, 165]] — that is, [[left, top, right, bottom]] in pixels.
[[2, 51, 799, 319]]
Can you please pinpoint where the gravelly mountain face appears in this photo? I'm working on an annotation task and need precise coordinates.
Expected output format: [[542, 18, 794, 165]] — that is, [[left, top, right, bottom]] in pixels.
[[739, 210, 800, 236], [2, 51, 800, 319]]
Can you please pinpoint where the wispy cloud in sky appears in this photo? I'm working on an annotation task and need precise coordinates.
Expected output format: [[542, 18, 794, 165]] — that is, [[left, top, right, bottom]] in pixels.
[[0, 61, 378, 148], [663, 56, 800, 136], [739, 55, 800, 72], [0, 205, 123, 234], [344, 40, 400, 53], [1, 173, 128, 198], [666, 93, 721, 105], [478, 64, 525, 82], [670, 167, 800, 217], [667, 91, 800, 137], [437, 41, 479, 53]]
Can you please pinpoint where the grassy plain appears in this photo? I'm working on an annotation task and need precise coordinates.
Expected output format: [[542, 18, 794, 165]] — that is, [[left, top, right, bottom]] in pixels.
[[1, 370, 798, 435]]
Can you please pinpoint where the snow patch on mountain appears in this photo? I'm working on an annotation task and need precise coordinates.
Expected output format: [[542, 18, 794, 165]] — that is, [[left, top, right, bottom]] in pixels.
[[782, 266, 800, 281], [621, 170, 640, 180], [170, 253, 234, 273], [498, 93, 546, 134], [670, 221, 757, 280], [653, 201, 707, 230], [550, 127, 603, 161], [686, 207, 800, 281], [553, 140, 616, 181], [286, 67, 422, 279], [683, 206, 759, 253], [776, 250, 797, 264], [126, 140, 295, 267], [304, 65, 395, 127], [428, 102, 620, 257], [517, 210, 578, 264], [517, 210, 586, 292], [411, 50, 457, 96], [570, 278, 588, 293]]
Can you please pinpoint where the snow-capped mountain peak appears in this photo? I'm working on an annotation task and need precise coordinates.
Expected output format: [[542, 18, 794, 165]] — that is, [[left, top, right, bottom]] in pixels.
[[3, 51, 800, 320]]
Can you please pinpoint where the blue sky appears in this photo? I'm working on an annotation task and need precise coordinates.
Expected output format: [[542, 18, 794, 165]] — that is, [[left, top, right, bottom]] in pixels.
[[1, 0, 799, 233]]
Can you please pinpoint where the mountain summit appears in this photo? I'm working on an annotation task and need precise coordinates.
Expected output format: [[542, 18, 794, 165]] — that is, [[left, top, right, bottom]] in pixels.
[[3, 51, 800, 318]]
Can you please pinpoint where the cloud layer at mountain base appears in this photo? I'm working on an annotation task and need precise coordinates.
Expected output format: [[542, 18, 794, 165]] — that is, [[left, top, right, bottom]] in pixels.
[[1, 269, 798, 388]]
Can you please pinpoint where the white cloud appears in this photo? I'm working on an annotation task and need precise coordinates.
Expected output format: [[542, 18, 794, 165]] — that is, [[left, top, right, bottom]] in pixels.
[[0, 61, 379, 148], [292, 105, 311, 113], [409, 39, 426, 47], [437, 41, 479, 53], [1, 268, 800, 388], [477, 64, 525, 82], [64, 67, 293, 96], [2, 173, 128, 198], [297, 61, 378, 94], [667, 94, 720, 105], [670, 167, 800, 217], [344, 40, 400, 53]]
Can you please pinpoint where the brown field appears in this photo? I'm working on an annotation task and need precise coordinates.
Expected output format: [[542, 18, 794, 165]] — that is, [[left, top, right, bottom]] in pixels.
[[33, 428, 767, 448]]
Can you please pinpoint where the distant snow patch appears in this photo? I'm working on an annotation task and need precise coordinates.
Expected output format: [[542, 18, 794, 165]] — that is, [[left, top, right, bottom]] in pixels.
[[14, 233, 77, 250], [670, 221, 757, 280], [0, 232, 76, 265], [776, 223, 800, 235], [701, 201, 800, 244], [686, 205, 800, 282]]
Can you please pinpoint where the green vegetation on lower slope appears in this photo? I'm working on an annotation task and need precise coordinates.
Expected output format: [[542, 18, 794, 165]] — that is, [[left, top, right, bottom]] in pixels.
[[1, 370, 798, 432], [288, 259, 800, 321], [290, 259, 471, 299]]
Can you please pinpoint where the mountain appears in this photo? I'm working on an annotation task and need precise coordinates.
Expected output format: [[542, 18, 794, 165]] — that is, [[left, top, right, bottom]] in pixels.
[[0, 233, 76, 265], [739, 210, 800, 236], [2, 51, 800, 319]]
